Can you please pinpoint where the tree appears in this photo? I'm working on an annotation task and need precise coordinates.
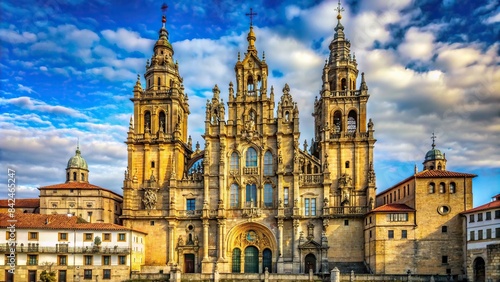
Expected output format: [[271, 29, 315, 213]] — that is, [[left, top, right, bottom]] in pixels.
[[40, 263, 56, 282]]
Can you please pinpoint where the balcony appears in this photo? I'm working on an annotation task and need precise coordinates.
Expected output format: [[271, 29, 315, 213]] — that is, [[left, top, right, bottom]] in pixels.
[[299, 174, 322, 185], [323, 206, 367, 217], [243, 167, 258, 175]]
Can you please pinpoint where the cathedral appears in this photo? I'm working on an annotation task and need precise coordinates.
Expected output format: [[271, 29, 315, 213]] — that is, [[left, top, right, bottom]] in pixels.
[[121, 4, 375, 274], [119, 3, 473, 278]]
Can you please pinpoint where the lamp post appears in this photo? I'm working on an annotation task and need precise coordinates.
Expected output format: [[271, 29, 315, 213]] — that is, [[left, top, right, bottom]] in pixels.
[[407, 269, 411, 282]]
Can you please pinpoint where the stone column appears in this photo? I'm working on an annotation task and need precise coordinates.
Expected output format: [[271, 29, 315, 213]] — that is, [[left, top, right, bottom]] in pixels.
[[203, 220, 209, 261]]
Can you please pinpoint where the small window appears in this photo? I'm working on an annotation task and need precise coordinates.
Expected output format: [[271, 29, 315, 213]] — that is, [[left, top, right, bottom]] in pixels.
[[118, 255, 127, 265], [442, 256, 448, 264], [439, 182, 445, 193], [151, 161, 155, 168], [103, 255, 111, 266], [84, 233, 93, 241], [402, 230, 407, 239], [58, 255, 67, 266], [118, 233, 126, 242], [496, 227, 500, 239], [186, 199, 195, 211], [345, 161, 350, 168], [59, 233, 68, 241], [344, 219, 349, 226], [369, 230, 372, 238], [28, 254, 38, 265], [486, 229, 491, 239], [388, 230, 394, 239], [284, 188, 289, 206], [84, 269, 92, 279], [486, 211, 491, 220], [103, 233, 111, 242], [84, 255, 93, 265], [470, 230, 475, 241], [442, 226, 448, 233], [428, 182, 435, 194], [29, 232, 38, 240], [478, 230, 483, 240], [103, 269, 111, 279], [469, 214, 475, 223], [495, 210, 500, 219], [449, 182, 456, 193], [478, 213, 483, 222], [150, 221, 155, 226]]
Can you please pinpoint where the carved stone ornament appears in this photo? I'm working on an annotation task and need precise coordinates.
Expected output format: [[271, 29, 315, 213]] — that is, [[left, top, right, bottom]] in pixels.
[[142, 188, 159, 210]]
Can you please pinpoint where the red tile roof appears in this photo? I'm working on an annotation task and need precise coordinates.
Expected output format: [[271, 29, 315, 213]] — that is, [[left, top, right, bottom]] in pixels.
[[462, 199, 500, 214], [378, 169, 477, 195], [414, 170, 477, 178], [0, 198, 39, 208], [0, 213, 146, 234], [370, 203, 415, 213], [39, 182, 123, 198]]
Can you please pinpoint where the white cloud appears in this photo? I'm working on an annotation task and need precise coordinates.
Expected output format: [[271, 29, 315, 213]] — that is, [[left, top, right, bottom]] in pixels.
[[0, 96, 88, 119], [17, 84, 36, 94], [101, 28, 155, 54], [39, 66, 48, 71], [397, 27, 435, 61], [0, 29, 37, 44], [484, 10, 500, 24]]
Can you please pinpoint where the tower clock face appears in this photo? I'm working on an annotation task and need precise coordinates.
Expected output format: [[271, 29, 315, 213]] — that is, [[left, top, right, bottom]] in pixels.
[[246, 230, 257, 242]]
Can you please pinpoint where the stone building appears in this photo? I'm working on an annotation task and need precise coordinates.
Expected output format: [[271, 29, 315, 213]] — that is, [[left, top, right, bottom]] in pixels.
[[462, 194, 500, 282], [367, 140, 476, 277], [0, 213, 145, 282], [39, 146, 123, 224], [121, 5, 376, 275]]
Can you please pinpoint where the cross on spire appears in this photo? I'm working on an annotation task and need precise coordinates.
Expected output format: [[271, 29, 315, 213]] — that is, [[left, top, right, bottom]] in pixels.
[[161, 3, 168, 26], [431, 132, 437, 149], [335, 0, 345, 18], [246, 8, 257, 27]]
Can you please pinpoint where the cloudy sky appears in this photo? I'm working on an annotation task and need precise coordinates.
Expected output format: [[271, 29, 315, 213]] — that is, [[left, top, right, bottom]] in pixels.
[[1, 0, 498, 207]]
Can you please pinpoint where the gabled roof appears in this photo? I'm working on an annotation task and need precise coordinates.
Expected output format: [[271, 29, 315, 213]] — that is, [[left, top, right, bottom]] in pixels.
[[39, 182, 123, 198], [370, 203, 415, 213], [462, 199, 500, 214], [378, 169, 477, 195], [0, 213, 146, 234], [0, 198, 39, 208]]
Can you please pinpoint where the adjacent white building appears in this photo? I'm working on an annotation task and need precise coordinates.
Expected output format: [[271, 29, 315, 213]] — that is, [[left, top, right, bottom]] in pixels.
[[0, 213, 146, 282], [462, 194, 500, 282]]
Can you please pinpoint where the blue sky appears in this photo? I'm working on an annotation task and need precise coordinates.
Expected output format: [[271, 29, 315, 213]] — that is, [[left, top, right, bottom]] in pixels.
[[1, 0, 499, 207]]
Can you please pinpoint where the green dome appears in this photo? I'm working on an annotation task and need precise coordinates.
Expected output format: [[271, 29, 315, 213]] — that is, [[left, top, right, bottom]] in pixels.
[[67, 147, 88, 170], [425, 148, 445, 162]]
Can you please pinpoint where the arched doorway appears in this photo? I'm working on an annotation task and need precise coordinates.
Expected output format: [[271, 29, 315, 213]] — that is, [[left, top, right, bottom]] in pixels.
[[262, 248, 272, 273], [474, 257, 485, 282], [245, 246, 259, 273], [305, 253, 316, 273]]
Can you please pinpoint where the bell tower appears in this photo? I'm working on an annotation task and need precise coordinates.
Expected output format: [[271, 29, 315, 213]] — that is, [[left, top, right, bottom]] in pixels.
[[121, 5, 191, 266], [312, 1, 376, 210]]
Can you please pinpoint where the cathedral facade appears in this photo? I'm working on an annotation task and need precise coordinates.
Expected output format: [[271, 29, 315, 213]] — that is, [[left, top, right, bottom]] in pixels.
[[121, 6, 376, 275]]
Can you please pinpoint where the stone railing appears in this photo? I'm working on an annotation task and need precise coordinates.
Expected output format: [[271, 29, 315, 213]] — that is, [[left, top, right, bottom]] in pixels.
[[243, 167, 259, 175], [1, 243, 130, 254], [299, 174, 322, 185], [323, 206, 367, 216]]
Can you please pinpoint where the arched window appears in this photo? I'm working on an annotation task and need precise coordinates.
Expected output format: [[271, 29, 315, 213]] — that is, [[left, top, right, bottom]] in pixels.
[[439, 182, 445, 193], [230, 152, 240, 171], [67, 172, 69, 182], [257, 75, 262, 90], [347, 110, 357, 133], [232, 248, 241, 273], [246, 148, 257, 167], [285, 111, 290, 122], [247, 76, 254, 92], [159, 111, 166, 133], [246, 184, 257, 206], [144, 111, 151, 132], [449, 182, 456, 194], [81, 173, 85, 181], [264, 184, 273, 208], [157, 77, 161, 89], [148, 79, 150, 89], [333, 110, 342, 133], [262, 249, 272, 273], [264, 151, 273, 175], [429, 182, 435, 194], [341, 78, 347, 90], [345, 161, 350, 168], [73, 172, 77, 181], [230, 184, 239, 208]]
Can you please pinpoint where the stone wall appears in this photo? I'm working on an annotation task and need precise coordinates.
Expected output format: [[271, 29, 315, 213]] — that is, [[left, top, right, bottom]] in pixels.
[[487, 243, 500, 281]]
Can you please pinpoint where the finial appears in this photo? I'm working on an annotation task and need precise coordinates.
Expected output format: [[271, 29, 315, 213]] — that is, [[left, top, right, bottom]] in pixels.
[[76, 138, 81, 155], [431, 132, 437, 149], [161, 3, 168, 27], [262, 51, 265, 60], [246, 8, 257, 27], [238, 52, 241, 61], [335, 0, 344, 20]]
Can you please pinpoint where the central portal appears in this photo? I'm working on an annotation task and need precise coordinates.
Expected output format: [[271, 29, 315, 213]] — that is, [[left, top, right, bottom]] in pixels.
[[244, 246, 259, 273]]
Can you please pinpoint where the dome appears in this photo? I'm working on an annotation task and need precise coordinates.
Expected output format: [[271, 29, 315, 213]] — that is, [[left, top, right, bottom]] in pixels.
[[424, 148, 445, 162], [67, 147, 88, 170]]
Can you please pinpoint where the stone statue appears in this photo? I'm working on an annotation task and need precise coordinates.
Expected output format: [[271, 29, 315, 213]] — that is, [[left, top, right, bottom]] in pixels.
[[142, 189, 157, 210]]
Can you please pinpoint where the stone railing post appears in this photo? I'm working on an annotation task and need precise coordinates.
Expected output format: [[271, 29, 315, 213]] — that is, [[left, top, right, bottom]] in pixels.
[[331, 267, 340, 282]]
